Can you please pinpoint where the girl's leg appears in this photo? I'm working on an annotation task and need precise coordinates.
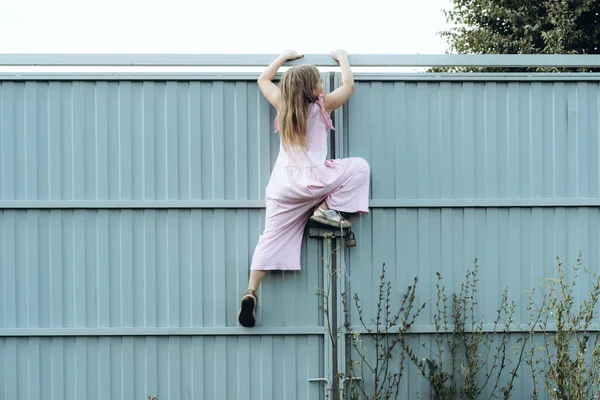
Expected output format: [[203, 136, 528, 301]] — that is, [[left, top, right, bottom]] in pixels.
[[239, 272, 262, 328], [248, 270, 267, 291], [238, 270, 267, 327], [311, 158, 370, 228], [240, 198, 314, 328], [317, 202, 329, 211], [326, 158, 370, 214]]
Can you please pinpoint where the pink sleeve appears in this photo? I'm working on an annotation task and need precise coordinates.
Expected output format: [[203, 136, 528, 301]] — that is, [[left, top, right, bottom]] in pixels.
[[316, 94, 335, 131]]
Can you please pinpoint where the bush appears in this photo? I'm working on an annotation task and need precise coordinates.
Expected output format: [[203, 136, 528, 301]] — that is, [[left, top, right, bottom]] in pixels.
[[527, 253, 600, 400], [317, 237, 600, 399], [401, 261, 522, 400], [342, 263, 425, 400]]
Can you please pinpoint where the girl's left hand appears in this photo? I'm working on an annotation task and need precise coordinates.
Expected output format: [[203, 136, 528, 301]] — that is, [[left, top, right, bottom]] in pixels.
[[281, 49, 304, 60], [331, 49, 348, 61]]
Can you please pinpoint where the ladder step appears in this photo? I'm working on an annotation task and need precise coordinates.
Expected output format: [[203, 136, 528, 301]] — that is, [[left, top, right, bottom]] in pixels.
[[308, 227, 346, 238]]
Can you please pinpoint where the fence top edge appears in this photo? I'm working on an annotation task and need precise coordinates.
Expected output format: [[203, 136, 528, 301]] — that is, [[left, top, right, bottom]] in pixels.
[[1, 54, 600, 67], [2, 72, 600, 83]]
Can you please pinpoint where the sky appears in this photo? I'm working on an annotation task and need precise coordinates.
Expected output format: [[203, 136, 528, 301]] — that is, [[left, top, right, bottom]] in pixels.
[[0, 0, 453, 72]]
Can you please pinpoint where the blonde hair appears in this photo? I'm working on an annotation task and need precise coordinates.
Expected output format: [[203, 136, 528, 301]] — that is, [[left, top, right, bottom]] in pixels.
[[279, 64, 321, 151]]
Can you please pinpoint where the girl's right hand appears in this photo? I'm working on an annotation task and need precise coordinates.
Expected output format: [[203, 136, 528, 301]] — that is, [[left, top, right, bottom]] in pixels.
[[281, 49, 304, 60], [331, 49, 348, 61]]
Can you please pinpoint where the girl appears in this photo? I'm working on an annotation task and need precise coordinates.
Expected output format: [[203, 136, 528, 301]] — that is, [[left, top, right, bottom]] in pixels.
[[238, 49, 370, 328]]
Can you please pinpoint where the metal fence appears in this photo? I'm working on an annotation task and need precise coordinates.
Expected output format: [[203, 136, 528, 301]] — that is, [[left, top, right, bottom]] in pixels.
[[1, 54, 600, 399]]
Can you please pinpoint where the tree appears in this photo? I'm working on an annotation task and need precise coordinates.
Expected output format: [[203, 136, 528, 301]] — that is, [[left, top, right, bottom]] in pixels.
[[437, 0, 600, 71]]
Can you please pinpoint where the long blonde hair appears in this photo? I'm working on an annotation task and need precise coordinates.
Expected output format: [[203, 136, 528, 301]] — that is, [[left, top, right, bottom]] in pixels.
[[279, 64, 321, 151]]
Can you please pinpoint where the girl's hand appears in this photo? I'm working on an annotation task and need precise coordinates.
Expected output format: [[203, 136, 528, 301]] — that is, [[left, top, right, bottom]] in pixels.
[[281, 49, 304, 60], [331, 49, 348, 61]]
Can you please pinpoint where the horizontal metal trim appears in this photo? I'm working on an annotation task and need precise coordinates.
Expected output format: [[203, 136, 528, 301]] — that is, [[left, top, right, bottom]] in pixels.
[[2, 54, 600, 67], [1, 72, 600, 82], [369, 198, 600, 208], [1, 199, 599, 210], [348, 323, 600, 334], [354, 73, 600, 82], [0, 72, 265, 81], [0, 326, 327, 337], [0, 200, 266, 209]]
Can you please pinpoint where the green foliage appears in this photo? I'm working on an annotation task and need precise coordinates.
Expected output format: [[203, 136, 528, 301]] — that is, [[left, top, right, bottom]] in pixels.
[[342, 264, 425, 400], [402, 262, 520, 400], [529, 254, 600, 400], [317, 236, 600, 399], [436, 0, 600, 71]]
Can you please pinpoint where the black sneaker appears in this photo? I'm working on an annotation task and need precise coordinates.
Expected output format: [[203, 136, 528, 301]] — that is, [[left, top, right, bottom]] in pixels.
[[238, 289, 258, 328]]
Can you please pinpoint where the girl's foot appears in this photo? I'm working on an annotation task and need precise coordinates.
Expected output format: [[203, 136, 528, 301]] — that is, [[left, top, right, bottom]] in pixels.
[[310, 207, 351, 229], [238, 289, 258, 328]]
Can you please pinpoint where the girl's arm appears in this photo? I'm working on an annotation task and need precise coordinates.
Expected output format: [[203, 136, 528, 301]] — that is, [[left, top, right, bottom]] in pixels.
[[258, 50, 303, 111], [324, 49, 355, 113]]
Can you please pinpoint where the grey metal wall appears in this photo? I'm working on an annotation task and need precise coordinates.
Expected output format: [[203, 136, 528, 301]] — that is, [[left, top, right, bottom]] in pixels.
[[339, 77, 600, 398], [0, 80, 278, 201], [0, 78, 328, 400], [2, 71, 600, 399]]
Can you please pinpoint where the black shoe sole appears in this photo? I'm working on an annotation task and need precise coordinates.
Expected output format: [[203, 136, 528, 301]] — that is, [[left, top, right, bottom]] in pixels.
[[238, 297, 256, 328]]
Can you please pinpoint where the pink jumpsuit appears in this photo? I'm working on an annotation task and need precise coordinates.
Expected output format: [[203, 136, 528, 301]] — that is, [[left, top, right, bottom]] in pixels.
[[250, 94, 370, 271]]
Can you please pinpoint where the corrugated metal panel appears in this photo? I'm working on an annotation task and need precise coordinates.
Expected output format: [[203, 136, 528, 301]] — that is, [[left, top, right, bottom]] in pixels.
[[0, 80, 279, 201], [0, 209, 324, 329], [0, 77, 329, 400], [344, 207, 599, 326], [342, 79, 600, 326], [340, 78, 600, 399], [344, 333, 546, 399], [4, 72, 600, 399], [0, 336, 323, 400], [345, 81, 600, 200]]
